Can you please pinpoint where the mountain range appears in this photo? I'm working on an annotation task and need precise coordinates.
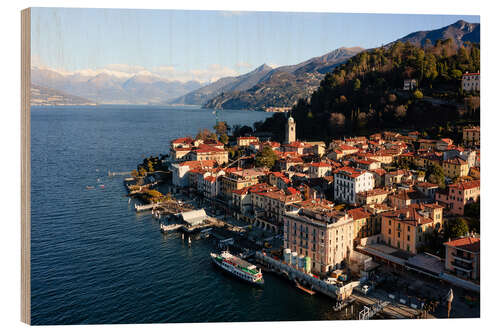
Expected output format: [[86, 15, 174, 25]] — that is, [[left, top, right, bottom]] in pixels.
[[32, 20, 479, 108], [31, 68, 203, 105], [31, 84, 97, 106], [201, 47, 364, 110], [167, 64, 273, 106], [394, 20, 479, 48]]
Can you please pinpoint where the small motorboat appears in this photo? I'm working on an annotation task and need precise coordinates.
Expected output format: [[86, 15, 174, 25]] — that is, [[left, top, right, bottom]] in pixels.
[[86, 186, 95, 190]]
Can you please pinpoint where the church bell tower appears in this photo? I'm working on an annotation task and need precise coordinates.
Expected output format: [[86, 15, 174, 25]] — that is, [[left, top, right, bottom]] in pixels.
[[285, 114, 296, 144]]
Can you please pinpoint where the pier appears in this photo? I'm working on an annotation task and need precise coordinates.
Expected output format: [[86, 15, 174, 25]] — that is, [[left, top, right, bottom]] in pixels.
[[108, 171, 132, 177], [135, 203, 158, 212], [160, 224, 183, 233], [350, 291, 426, 319], [255, 251, 359, 301]]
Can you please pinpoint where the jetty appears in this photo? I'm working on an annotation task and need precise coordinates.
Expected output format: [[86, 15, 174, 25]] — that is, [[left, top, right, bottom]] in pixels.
[[160, 224, 183, 233], [349, 291, 425, 319], [108, 171, 131, 177], [255, 251, 359, 301], [135, 203, 158, 212]]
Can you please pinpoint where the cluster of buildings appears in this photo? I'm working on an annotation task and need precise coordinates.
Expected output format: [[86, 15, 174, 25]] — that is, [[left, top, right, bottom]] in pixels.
[[166, 116, 480, 288]]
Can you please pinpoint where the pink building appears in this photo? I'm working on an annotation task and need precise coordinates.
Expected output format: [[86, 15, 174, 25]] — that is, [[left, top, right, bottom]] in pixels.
[[435, 180, 480, 215], [444, 237, 480, 282]]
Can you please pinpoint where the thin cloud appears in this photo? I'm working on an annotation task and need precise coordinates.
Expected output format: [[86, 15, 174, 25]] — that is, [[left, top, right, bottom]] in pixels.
[[235, 62, 252, 70], [32, 61, 239, 83]]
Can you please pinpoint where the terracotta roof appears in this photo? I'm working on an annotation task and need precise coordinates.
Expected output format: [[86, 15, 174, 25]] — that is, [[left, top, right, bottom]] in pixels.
[[358, 188, 389, 197], [179, 160, 216, 168], [449, 180, 480, 190], [444, 237, 480, 253], [347, 207, 372, 220], [172, 137, 193, 144], [371, 168, 387, 176], [444, 157, 468, 165], [415, 182, 438, 188], [381, 206, 434, 226], [334, 166, 366, 179], [310, 162, 332, 168], [194, 144, 226, 153]]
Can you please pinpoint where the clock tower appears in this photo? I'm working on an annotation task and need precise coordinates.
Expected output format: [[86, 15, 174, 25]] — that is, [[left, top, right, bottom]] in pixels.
[[285, 115, 296, 144]]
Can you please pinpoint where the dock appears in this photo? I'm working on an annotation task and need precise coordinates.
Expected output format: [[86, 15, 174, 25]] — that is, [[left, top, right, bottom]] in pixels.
[[255, 251, 359, 301], [135, 203, 158, 212], [350, 291, 426, 319], [160, 224, 183, 233]]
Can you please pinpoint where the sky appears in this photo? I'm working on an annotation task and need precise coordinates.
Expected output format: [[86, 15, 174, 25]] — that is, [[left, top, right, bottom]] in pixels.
[[31, 8, 479, 83]]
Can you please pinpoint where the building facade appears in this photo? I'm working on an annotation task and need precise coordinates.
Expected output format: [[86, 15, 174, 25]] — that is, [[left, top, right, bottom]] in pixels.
[[435, 180, 480, 215], [461, 73, 480, 92], [284, 205, 354, 274], [444, 237, 480, 282], [381, 204, 443, 254], [333, 167, 374, 204]]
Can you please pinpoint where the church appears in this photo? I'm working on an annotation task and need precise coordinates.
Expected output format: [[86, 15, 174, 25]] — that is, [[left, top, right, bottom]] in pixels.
[[285, 115, 296, 144]]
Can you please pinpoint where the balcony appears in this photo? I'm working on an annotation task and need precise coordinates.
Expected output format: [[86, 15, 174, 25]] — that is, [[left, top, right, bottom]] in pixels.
[[451, 260, 473, 271], [451, 252, 473, 263]]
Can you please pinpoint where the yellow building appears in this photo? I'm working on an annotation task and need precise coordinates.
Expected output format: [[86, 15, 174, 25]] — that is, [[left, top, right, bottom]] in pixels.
[[463, 126, 480, 147], [219, 168, 266, 199], [443, 157, 469, 179], [381, 203, 443, 254]]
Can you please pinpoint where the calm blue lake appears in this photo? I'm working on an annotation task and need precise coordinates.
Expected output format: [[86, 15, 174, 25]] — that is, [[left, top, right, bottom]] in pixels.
[[30, 105, 345, 324]]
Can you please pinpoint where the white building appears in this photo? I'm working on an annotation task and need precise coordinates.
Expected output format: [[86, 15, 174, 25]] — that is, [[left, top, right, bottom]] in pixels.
[[308, 162, 332, 178], [170, 160, 216, 187], [333, 167, 374, 204], [462, 73, 480, 92]]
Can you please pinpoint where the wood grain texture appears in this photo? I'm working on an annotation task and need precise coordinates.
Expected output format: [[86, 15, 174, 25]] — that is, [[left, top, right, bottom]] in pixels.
[[21, 7, 31, 325]]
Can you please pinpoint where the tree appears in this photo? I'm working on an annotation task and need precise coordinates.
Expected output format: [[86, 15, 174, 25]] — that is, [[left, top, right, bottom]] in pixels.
[[450, 69, 463, 81], [353, 79, 361, 91], [255, 146, 277, 169], [444, 218, 469, 240], [219, 133, 229, 145], [426, 164, 445, 189], [413, 89, 423, 99], [138, 167, 147, 177], [214, 121, 228, 136], [464, 197, 480, 219], [131, 169, 138, 178], [196, 128, 217, 141]]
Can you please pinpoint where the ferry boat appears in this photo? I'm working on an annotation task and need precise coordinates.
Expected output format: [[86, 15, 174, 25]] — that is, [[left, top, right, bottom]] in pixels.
[[210, 251, 264, 285]]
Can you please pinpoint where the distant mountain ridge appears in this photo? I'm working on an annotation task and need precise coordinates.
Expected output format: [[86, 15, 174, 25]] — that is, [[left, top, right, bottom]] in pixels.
[[202, 47, 364, 110], [31, 84, 97, 106], [394, 20, 479, 47], [31, 67, 204, 105], [167, 64, 273, 106]]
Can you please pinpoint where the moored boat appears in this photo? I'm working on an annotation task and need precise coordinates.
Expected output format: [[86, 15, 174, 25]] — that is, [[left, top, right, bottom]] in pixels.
[[210, 251, 264, 286]]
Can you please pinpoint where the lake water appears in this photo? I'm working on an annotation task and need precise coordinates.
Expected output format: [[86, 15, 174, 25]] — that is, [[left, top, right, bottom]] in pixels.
[[30, 105, 350, 325]]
